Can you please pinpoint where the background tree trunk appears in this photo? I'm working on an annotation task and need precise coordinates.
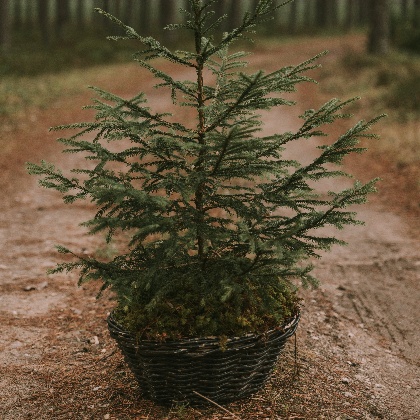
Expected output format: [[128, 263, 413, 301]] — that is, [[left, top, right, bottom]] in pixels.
[[227, 0, 242, 30], [414, 0, 420, 28], [345, 0, 357, 30], [14, 0, 22, 30], [123, 0, 134, 27], [38, 0, 49, 46], [76, 0, 84, 30], [328, 0, 338, 27], [315, 0, 329, 28], [357, 0, 370, 26], [139, 0, 153, 36], [367, 0, 390, 54], [159, 0, 177, 42], [102, 0, 110, 13], [250, 0, 259, 13], [114, 0, 122, 17], [22, 0, 30, 30], [400, 0, 409, 19], [304, 0, 314, 28], [289, 0, 298, 34], [101, 0, 111, 30], [0, 0, 12, 52], [55, 0, 70, 40]]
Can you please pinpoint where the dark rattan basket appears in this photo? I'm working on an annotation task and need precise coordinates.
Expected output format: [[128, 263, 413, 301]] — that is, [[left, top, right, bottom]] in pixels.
[[107, 311, 300, 406]]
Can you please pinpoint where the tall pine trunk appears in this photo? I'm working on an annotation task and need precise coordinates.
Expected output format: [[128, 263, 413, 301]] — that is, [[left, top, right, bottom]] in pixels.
[[38, 0, 49, 46], [123, 0, 134, 27], [357, 0, 370, 26], [76, 0, 84, 30], [159, 0, 177, 43], [25, 0, 34, 30], [0, 0, 12, 52], [227, 0, 242, 30], [101, 0, 111, 30], [114, 0, 122, 17], [367, 0, 389, 54], [400, 0, 409, 19], [345, 0, 357, 30], [414, 0, 420, 28], [139, 0, 153, 36], [55, 0, 70, 40], [304, 0, 314, 28], [14, 0, 22, 30], [328, 0, 338, 27], [315, 0, 329, 28], [289, 0, 298, 34]]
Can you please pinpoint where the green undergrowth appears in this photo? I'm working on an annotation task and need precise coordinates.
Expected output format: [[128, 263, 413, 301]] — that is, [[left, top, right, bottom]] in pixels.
[[0, 61, 140, 120], [0, 26, 140, 77], [321, 48, 420, 112], [0, 73, 78, 118], [319, 49, 420, 166], [1, 23, 350, 78]]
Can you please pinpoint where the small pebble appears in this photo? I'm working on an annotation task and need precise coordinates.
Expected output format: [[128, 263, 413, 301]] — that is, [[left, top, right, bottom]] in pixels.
[[90, 336, 100, 345]]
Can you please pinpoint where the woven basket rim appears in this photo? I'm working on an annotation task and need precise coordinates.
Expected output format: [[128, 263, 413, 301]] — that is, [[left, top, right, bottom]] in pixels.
[[107, 309, 300, 347]]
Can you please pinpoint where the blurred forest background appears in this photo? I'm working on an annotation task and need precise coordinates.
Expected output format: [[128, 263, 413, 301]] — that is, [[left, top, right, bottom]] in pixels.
[[0, 0, 419, 218], [0, 0, 420, 75]]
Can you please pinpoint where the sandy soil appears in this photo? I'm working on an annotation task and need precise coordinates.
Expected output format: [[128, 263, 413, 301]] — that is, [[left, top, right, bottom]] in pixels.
[[1, 35, 419, 419]]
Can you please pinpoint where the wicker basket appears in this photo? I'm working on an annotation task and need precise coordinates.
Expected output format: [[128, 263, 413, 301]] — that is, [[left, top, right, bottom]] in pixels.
[[107, 311, 300, 406]]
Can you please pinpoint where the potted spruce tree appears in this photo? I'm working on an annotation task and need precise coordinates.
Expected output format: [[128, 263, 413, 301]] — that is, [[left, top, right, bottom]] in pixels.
[[28, 0, 383, 406]]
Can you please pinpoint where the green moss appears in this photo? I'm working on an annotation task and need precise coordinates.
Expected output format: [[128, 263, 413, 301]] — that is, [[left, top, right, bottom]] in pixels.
[[114, 280, 301, 340]]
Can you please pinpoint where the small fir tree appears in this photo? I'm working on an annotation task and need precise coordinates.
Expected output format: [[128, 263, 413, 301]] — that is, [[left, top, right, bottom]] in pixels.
[[28, 0, 383, 339]]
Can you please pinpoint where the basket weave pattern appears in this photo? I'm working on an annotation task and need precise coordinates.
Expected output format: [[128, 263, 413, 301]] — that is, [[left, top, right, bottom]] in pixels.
[[107, 312, 300, 405]]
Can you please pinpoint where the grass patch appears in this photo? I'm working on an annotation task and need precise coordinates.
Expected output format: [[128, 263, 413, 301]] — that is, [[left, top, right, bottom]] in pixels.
[[0, 25, 140, 78], [0, 59, 144, 120], [319, 48, 420, 165], [385, 73, 420, 113], [0, 27, 139, 119], [0, 73, 78, 117]]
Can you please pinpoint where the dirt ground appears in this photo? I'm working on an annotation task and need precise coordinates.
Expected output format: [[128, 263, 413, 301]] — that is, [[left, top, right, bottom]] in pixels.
[[1, 35, 419, 419]]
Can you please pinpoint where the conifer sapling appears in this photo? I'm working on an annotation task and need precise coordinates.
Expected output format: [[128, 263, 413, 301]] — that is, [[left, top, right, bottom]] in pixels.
[[27, 0, 383, 340]]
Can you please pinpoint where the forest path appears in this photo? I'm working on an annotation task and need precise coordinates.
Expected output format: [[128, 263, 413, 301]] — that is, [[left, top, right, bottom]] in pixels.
[[1, 34, 419, 419]]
